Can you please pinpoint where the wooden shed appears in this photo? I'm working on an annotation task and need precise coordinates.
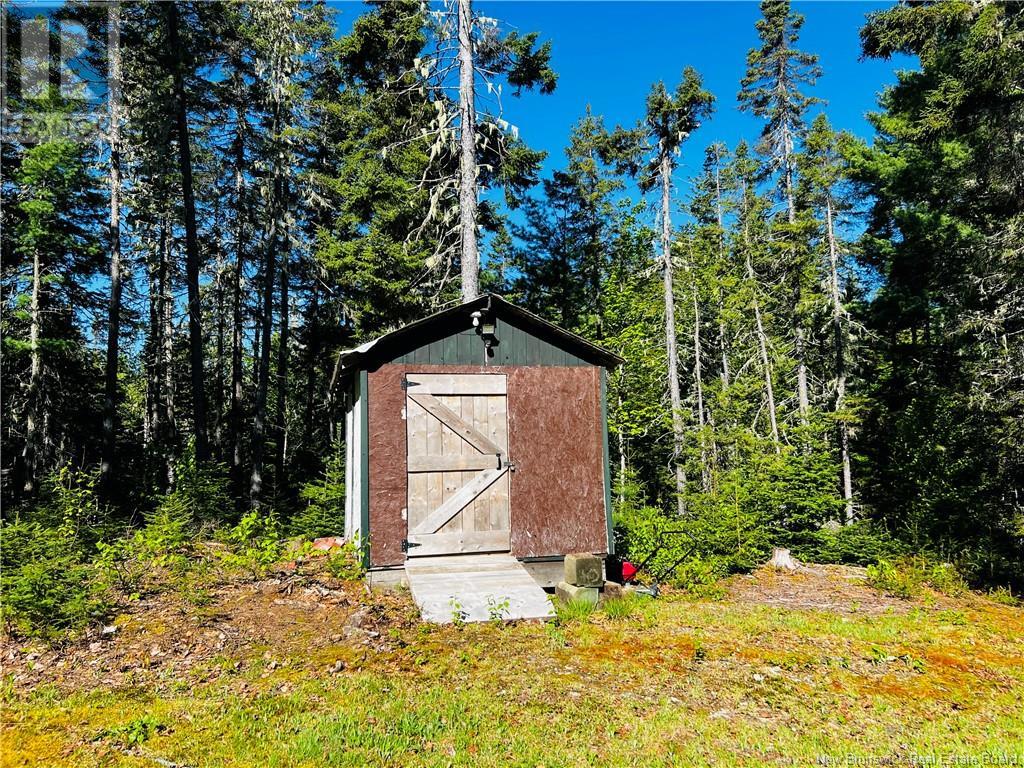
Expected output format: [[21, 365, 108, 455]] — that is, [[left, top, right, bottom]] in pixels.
[[333, 294, 622, 589]]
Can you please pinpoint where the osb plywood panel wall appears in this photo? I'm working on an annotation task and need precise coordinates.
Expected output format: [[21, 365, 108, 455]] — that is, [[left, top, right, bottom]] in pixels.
[[366, 363, 608, 567]]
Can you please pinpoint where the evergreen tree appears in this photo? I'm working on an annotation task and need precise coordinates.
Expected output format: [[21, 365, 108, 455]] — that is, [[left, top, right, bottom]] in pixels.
[[797, 114, 859, 522], [851, 1, 1024, 582], [738, 0, 822, 424], [2, 92, 105, 498], [313, 0, 440, 334], [616, 68, 715, 515], [510, 110, 623, 336]]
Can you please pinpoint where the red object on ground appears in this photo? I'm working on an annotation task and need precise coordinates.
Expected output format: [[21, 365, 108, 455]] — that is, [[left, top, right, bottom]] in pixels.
[[312, 536, 346, 552], [621, 561, 638, 583]]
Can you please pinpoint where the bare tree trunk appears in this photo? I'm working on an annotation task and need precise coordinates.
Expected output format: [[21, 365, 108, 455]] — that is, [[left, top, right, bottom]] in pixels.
[[826, 198, 853, 522], [303, 280, 320, 433], [457, 0, 479, 301], [274, 220, 290, 499], [713, 147, 730, 389], [785, 157, 810, 424], [214, 252, 226, 457], [615, 384, 627, 507], [250, 197, 278, 508], [692, 289, 710, 492], [250, 9, 292, 507], [100, 1, 123, 492], [660, 155, 686, 515], [167, 2, 208, 462], [229, 128, 246, 490], [683, 237, 710, 492], [742, 194, 781, 450], [21, 247, 42, 495], [159, 225, 176, 488], [145, 236, 161, 448]]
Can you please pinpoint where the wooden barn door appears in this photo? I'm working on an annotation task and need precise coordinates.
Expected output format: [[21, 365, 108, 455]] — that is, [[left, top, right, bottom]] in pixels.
[[405, 373, 511, 557]]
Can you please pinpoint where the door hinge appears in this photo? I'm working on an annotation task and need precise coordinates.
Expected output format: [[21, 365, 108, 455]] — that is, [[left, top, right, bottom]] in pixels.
[[401, 539, 421, 552]]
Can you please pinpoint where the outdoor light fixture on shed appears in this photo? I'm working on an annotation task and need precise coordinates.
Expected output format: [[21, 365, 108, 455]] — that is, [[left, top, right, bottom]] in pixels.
[[471, 309, 497, 349]]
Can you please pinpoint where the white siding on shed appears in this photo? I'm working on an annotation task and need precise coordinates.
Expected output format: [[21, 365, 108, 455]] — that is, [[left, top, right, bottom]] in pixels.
[[343, 381, 365, 544]]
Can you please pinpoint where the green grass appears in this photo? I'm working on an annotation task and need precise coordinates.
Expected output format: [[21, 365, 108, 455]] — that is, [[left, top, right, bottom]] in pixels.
[[4, 593, 1024, 767], [552, 595, 596, 624]]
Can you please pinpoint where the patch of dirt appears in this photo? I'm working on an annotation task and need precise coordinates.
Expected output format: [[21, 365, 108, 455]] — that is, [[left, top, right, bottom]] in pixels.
[[2, 563, 420, 694], [723, 563, 951, 614]]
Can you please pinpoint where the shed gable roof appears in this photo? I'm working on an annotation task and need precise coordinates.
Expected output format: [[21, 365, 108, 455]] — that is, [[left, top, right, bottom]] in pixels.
[[334, 294, 624, 374]]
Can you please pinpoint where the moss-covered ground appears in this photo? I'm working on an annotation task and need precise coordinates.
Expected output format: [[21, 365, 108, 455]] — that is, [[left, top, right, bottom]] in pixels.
[[3, 565, 1022, 767]]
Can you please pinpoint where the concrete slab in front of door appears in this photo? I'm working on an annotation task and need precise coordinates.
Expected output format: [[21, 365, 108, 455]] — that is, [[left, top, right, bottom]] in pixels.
[[405, 553, 555, 623]]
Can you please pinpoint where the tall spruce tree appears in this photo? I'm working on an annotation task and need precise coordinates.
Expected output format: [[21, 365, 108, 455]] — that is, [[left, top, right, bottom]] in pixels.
[[618, 68, 715, 515], [2, 92, 105, 497], [509, 111, 623, 336], [313, 0, 440, 334], [852, 1, 1024, 582], [738, 0, 822, 424], [798, 114, 857, 522]]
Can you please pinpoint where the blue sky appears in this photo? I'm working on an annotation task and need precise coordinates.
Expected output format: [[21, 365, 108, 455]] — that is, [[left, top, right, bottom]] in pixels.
[[333, 1, 911, 187], [330, 0, 914, 253], [479, 1, 907, 179]]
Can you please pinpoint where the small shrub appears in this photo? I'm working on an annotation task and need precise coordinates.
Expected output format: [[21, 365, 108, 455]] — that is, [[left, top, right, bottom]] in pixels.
[[166, 446, 232, 525], [615, 498, 765, 586], [867, 556, 968, 599], [175, 561, 216, 609], [218, 510, 282, 576], [693, 642, 707, 662], [486, 596, 510, 623], [1, 468, 113, 638], [325, 542, 364, 581], [867, 558, 924, 599], [794, 520, 902, 566], [93, 537, 147, 598], [927, 561, 967, 596], [935, 609, 968, 625], [672, 557, 727, 599], [40, 466, 113, 548], [292, 440, 346, 539], [0, 520, 108, 638], [987, 586, 1020, 606], [96, 716, 165, 748], [134, 500, 192, 570], [867, 646, 894, 665], [448, 597, 468, 627]]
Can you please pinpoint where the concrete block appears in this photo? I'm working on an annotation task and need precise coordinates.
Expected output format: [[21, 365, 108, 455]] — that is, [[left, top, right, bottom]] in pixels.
[[564, 553, 603, 587], [556, 581, 599, 606]]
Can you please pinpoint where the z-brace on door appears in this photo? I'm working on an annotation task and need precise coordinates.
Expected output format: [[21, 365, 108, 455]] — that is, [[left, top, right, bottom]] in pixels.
[[404, 373, 511, 556]]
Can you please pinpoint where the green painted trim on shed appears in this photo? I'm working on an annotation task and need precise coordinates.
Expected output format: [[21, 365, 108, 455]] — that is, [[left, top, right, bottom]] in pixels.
[[388, 318, 590, 368], [600, 368, 614, 555], [358, 369, 370, 569]]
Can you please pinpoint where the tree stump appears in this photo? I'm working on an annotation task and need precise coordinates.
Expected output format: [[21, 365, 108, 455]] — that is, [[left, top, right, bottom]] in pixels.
[[768, 548, 799, 571]]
